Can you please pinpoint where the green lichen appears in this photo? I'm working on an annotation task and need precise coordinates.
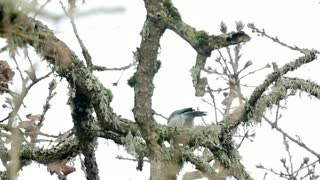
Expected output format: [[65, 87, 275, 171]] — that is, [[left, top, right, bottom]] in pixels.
[[192, 125, 221, 146], [104, 87, 113, 103], [156, 125, 169, 144], [123, 131, 144, 158], [96, 88, 111, 113], [164, 0, 181, 20], [251, 83, 287, 123], [195, 30, 211, 56]]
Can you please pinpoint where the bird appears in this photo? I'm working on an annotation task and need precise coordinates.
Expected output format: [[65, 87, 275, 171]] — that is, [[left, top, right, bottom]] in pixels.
[[167, 108, 207, 128]]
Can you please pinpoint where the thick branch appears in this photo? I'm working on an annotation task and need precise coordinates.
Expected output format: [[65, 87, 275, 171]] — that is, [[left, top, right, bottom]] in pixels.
[[165, 1, 250, 97], [133, 4, 166, 159], [20, 138, 80, 163], [167, 18, 250, 57], [190, 54, 208, 96], [70, 91, 99, 179]]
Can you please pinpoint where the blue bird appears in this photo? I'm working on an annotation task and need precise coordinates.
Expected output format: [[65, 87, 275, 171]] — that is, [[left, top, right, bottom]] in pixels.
[[168, 108, 207, 128]]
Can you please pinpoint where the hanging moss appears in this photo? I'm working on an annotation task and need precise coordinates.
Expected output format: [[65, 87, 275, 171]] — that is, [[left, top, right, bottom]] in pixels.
[[128, 73, 137, 88]]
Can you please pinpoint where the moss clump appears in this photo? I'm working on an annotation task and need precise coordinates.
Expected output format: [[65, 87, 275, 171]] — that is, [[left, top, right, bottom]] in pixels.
[[164, 0, 181, 20], [195, 30, 211, 56], [128, 73, 137, 88], [155, 60, 161, 73]]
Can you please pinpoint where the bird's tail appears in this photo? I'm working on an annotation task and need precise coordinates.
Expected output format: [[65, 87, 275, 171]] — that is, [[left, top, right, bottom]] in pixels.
[[187, 111, 207, 117]]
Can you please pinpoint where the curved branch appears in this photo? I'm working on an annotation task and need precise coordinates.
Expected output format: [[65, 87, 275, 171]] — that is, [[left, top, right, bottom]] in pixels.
[[247, 51, 317, 111], [224, 51, 318, 128]]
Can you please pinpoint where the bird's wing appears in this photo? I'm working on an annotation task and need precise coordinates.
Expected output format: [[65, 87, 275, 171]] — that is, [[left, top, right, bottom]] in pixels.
[[168, 107, 193, 120], [168, 114, 185, 128]]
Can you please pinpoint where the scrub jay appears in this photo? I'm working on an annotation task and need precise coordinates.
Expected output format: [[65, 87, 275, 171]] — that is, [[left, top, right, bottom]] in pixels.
[[168, 108, 206, 128]]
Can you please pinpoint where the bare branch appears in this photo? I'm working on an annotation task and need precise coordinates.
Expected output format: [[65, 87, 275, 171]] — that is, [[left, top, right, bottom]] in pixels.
[[60, 1, 93, 72], [263, 115, 320, 159], [248, 23, 319, 54], [92, 63, 135, 71]]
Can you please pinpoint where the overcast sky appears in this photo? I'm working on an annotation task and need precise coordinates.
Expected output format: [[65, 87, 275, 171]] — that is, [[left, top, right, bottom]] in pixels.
[[1, 0, 320, 179]]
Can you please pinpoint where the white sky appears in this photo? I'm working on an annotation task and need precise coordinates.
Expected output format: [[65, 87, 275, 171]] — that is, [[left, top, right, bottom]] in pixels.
[[1, 0, 320, 179]]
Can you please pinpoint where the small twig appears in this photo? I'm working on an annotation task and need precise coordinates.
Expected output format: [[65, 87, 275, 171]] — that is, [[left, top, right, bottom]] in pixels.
[[12, 57, 25, 82], [26, 72, 52, 91], [237, 130, 249, 149], [92, 63, 135, 71], [272, 102, 282, 128], [196, 107, 207, 126], [201, 99, 224, 116], [206, 85, 219, 123], [39, 78, 57, 126], [263, 115, 320, 159], [116, 155, 149, 163], [239, 83, 256, 88], [60, 1, 93, 71], [282, 136, 294, 176], [33, 0, 52, 19], [0, 45, 8, 54], [240, 64, 270, 79], [24, 51, 37, 82], [262, 172, 267, 180], [225, 47, 234, 70], [217, 50, 232, 76], [152, 110, 168, 121], [293, 159, 319, 175], [256, 164, 284, 177], [34, 139, 55, 143], [248, 23, 318, 54], [38, 131, 59, 138], [8, 72, 52, 126], [112, 70, 125, 86]]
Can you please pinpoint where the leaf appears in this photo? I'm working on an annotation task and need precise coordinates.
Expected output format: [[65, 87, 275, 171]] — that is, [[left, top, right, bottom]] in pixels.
[[17, 121, 38, 132], [54, 131, 73, 145], [221, 97, 232, 106], [17, 117, 41, 142], [0, 60, 15, 82], [26, 114, 41, 121], [0, 82, 9, 94], [235, 21, 244, 32], [47, 159, 76, 180], [24, 69, 37, 82], [220, 21, 227, 33], [229, 89, 240, 98], [243, 60, 253, 69], [0, 60, 15, 94]]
